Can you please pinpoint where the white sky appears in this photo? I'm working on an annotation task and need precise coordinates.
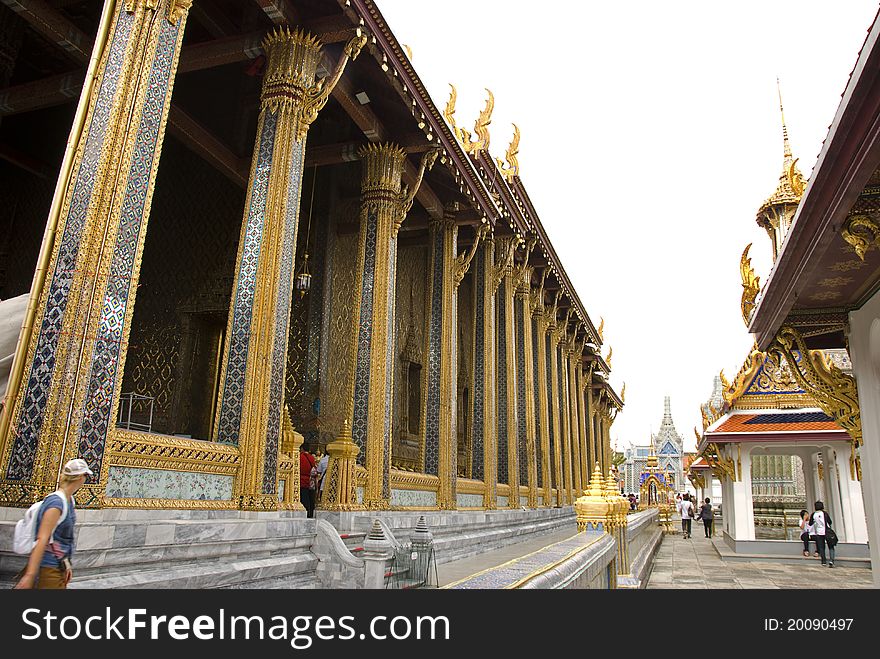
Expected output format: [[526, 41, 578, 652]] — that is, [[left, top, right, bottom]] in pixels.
[[378, 0, 880, 452]]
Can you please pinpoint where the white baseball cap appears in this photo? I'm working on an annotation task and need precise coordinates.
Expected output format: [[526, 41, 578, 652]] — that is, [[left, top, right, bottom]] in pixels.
[[62, 458, 94, 477]]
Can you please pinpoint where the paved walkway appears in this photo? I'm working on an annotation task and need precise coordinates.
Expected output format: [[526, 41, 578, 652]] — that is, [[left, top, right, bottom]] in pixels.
[[646, 531, 874, 589]]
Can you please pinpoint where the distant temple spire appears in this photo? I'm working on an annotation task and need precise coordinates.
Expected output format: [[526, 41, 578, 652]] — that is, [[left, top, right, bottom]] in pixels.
[[778, 77, 792, 160]]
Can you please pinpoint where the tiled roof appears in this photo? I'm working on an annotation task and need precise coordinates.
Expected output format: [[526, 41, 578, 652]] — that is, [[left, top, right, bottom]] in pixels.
[[714, 412, 841, 433]]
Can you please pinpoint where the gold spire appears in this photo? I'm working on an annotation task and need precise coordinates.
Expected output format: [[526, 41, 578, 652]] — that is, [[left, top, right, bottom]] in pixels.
[[778, 77, 792, 160]]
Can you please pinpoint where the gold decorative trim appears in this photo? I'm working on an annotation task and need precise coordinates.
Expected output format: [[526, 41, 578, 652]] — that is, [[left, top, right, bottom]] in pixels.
[[390, 469, 439, 492], [107, 429, 240, 476], [741, 243, 761, 326], [456, 478, 486, 495], [102, 497, 238, 509]]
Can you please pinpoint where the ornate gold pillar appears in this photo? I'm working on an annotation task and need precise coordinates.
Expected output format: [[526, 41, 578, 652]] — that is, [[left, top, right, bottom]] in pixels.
[[555, 315, 574, 504], [423, 211, 457, 508], [213, 28, 365, 510], [424, 207, 485, 509], [567, 333, 583, 496], [348, 145, 437, 510], [577, 362, 590, 491], [515, 264, 538, 508], [472, 238, 498, 509], [494, 236, 519, 507], [0, 0, 193, 507], [546, 296, 563, 506], [531, 275, 552, 507], [585, 383, 596, 472]]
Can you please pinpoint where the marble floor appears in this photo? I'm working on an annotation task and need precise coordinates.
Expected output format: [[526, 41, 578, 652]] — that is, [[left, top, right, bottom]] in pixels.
[[646, 532, 874, 589]]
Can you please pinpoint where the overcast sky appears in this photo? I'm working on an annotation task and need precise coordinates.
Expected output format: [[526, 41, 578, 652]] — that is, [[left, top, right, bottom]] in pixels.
[[378, 0, 880, 452]]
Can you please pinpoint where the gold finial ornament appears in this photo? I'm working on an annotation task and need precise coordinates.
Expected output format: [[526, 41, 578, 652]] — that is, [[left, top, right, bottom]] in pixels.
[[598, 317, 604, 342], [605, 346, 613, 370], [621, 382, 626, 404], [444, 84, 458, 130], [473, 88, 494, 152], [496, 123, 520, 181], [740, 243, 761, 326], [841, 214, 880, 261], [575, 463, 613, 532]]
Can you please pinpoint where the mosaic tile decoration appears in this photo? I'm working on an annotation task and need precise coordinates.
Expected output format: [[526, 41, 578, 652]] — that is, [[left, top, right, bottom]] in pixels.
[[532, 318, 542, 488], [77, 16, 184, 477], [351, 207, 378, 463], [470, 247, 485, 481], [496, 280, 508, 485], [515, 299, 528, 486], [557, 345, 567, 481], [445, 530, 602, 589], [262, 137, 305, 495], [456, 492, 483, 508], [216, 110, 279, 444], [424, 229, 444, 476], [390, 487, 437, 508], [6, 9, 134, 480], [105, 466, 232, 500], [497, 495, 508, 508], [382, 237, 396, 499], [449, 289, 457, 491], [545, 333, 555, 489]]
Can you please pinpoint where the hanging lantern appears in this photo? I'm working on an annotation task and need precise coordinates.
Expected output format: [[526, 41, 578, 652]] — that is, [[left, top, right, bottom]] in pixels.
[[295, 253, 312, 298]]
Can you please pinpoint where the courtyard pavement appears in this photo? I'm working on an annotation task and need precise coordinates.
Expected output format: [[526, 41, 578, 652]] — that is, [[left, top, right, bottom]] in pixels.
[[645, 531, 874, 589]]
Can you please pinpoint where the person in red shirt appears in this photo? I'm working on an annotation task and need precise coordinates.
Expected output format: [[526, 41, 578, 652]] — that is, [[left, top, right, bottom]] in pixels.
[[300, 449, 317, 518]]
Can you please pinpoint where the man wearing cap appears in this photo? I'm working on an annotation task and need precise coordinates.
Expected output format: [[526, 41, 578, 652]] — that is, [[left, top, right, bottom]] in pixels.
[[15, 458, 92, 589]]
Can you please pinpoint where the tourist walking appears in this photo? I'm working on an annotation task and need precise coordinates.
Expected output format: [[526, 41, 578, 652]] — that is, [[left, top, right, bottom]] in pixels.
[[300, 449, 317, 518], [699, 497, 714, 538], [14, 458, 92, 589], [811, 501, 837, 567], [677, 493, 694, 539]]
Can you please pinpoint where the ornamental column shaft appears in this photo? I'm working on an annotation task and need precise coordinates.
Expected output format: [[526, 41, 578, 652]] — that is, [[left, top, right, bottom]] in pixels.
[[424, 207, 475, 510], [1, 0, 193, 506], [557, 335, 573, 504], [515, 267, 537, 508], [532, 290, 551, 507], [547, 313, 563, 506], [577, 365, 589, 491], [471, 239, 497, 509], [345, 145, 437, 510], [567, 338, 583, 496], [495, 237, 519, 507], [213, 28, 364, 510]]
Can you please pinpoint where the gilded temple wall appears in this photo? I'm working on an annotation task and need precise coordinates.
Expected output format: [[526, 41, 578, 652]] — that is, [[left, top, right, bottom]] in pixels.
[[457, 272, 475, 477]]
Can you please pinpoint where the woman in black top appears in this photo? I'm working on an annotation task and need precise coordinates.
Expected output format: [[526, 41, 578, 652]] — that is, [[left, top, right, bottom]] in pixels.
[[699, 498, 714, 538]]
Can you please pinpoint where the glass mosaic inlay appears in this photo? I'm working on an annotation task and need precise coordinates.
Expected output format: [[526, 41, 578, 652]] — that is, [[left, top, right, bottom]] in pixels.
[[351, 207, 378, 463], [7, 9, 135, 480], [546, 333, 555, 489], [496, 280, 508, 485], [216, 110, 279, 444], [532, 318, 542, 488], [471, 248, 485, 481], [515, 298, 528, 486], [77, 16, 184, 477], [424, 230, 444, 476]]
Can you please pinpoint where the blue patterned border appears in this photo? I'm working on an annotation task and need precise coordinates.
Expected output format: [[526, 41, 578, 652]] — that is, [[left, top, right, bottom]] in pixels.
[[532, 317, 542, 489], [77, 16, 183, 476], [496, 280, 508, 485], [515, 298, 528, 486], [216, 111, 279, 444], [6, 9, 135, 480], [261, 138, 305, 494], [546, 333, 555, 489], [471, 248, 485, 481], [424, 229, 444, 476], [351, 207, 378, 463]]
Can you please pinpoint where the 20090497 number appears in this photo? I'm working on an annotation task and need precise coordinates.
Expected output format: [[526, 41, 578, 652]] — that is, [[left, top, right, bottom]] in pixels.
[[787, 619, 853, 630]]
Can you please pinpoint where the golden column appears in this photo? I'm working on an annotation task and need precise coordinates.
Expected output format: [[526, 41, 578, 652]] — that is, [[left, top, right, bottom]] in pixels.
[[555, 313, 574, 504], [494, 236, 519, 507], [515, 263, 538, 508], [424, 210, 458, 509], [546, 295, 563, 506], [350, 145, 437, 510], [0, 0, 193, 506], [213, 28, 365, 510], [424, 207, 485, 509], [577, 361, 591, 490], [567, 332, 583, 496], [472, 238, 498, 509], [531, 274, 552, 507]]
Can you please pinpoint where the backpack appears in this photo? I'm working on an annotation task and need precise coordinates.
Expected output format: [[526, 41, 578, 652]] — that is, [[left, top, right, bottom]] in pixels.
[[12, 491, 69, 555], [308, 465, 319, 490]]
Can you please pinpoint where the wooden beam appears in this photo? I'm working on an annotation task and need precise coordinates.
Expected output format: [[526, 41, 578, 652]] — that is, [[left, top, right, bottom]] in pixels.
[[167, 106, 248, 188], [0, 0, 89, 64], [0, 70, 83, 116], [190, 2, 237, 39], [304, 134, 428, 168]]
